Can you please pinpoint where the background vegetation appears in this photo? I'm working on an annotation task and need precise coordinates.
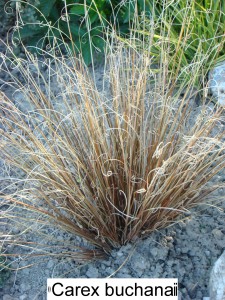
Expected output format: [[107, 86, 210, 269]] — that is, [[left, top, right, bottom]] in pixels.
[[145, 0, 225, 85], [11, 0, 225, 77], [12, 0, 150, 64]]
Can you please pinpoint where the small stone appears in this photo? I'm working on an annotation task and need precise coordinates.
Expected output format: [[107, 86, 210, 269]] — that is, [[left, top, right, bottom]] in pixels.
[[101, 260, 111, 267], [209, 62, 225, 105], [167, 242, 173, 248], [150, 247, 158, 257], [110, 251, 117, 258], [47, 260, 55, 269], [209, 250, 225, 300], [20, 283, 30, 293], [86, 266, 99, 278], [212, 229, 223, 239], [100, 265, 105, 270], [19, 295, 28, 300], [132, 254, 148, 271], [176, 247, 181, 255], [165, 236, 173, 242], [11, 228, 20, 235]]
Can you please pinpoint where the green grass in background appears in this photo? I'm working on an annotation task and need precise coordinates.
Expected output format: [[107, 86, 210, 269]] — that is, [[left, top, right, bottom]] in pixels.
[[10, 0, 224, 89], [143, 0, 225, 86]]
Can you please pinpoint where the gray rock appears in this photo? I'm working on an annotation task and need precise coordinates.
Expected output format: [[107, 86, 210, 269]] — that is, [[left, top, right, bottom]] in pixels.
[[212, 228, 223, 239], [133, 255, 148, 271], [209, 250, 225, 300], [209, 62, 225, 105], [20, 283, 30, 293], [86, 265, 99, 278], [101, 259, 111, 267], [150, 247, 158, 257], [116, 251, 124, 257], [47, 260, 55, 269]]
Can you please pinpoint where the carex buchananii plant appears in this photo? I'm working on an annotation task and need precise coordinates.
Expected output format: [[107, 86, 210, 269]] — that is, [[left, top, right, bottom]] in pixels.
[[1, 17, 225, 265]]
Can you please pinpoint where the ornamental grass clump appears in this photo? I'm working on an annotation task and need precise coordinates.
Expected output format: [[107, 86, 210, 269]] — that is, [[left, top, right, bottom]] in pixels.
[[1, 25, 225, 264]]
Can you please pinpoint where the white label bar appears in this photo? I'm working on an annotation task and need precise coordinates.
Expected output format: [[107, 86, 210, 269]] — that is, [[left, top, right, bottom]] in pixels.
[[47, 278, 178, 299]]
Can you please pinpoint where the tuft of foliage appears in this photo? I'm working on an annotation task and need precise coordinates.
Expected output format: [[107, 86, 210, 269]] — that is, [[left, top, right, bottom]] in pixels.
[[0, 11, 225, 264]]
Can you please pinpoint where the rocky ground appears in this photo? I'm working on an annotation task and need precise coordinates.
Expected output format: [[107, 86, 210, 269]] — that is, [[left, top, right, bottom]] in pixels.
[[0, 199, 225, 300]]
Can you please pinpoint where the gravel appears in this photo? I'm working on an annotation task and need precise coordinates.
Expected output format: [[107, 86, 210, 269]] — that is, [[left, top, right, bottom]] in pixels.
[[1, 202, 225, 299]]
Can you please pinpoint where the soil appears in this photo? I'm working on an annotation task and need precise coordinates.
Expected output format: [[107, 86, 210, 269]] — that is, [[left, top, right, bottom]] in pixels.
[[1, 199, 225, 300]]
